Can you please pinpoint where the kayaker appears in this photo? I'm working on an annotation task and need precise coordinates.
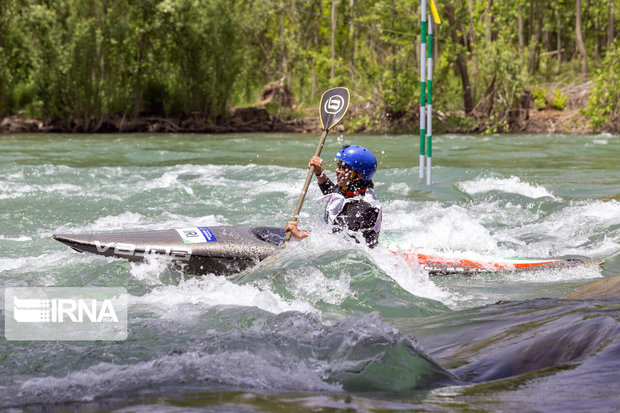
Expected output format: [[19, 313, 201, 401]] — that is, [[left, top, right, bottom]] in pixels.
[[285, 145, 382, 246]]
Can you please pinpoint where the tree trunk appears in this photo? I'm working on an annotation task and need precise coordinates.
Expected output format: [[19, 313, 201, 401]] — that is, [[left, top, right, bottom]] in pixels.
[[467, 0, 476, 48], [391, 0, 396, 74], [349, 0, 355, 65], [556, 7, 562, 74], [133, 43, 143, 117], [609, 0, 615, 47], [485, 2, 492, 43], [528, 0, 535, 41], [576, 0, 588, 82], [529, 0, 544, 75], [489, 0, 497, 41], [446, 6, 474, 115], [312, 3, 321, 101], [584, 0, 591, 44], [455, 56, 474, 115], [518, 4, 525, 60], [280, 3, 288, 82], [594, 11, 600, 60]]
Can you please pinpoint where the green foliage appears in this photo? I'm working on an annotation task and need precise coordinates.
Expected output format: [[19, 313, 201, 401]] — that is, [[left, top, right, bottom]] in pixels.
[[549, 89, 568, 110], [10, 83, 36, 114], [474, 38, 529, 120], [582, 43, 620, 129], [0, 0, 617, 133], [0, 0, 30, 116], [532, 87, 548, 110], [442, 113, 478, 133]]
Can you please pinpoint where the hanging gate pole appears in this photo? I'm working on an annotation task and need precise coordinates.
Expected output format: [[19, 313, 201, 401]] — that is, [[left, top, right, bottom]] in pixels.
[[419, 0, 440, 185], [426, 16, 433, 185], [419, 0, 427, 179]]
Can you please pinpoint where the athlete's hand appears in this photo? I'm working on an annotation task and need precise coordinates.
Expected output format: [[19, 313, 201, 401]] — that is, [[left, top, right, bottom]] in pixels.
[[308, 156, 323, 176], [285, 221, 310, 239]]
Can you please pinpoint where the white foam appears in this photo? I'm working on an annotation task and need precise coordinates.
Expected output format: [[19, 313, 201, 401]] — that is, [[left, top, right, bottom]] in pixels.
[[16, 351, 336, 405], [65, 211, 227, 234], [458, 176, 558, 199], [133, 163, 305, 202], [0, 251, 96, 284], [142, 168, 194, 195], [0, 164, 125, 201], [87, 212, 145, 231], [388, 182, 411, 194], [0, 235, 32, 242], [510, 264, 602, 283], [384, 202, 499, 252], [284, 267, 353, 306], [157, 212, 225, 229], [0, 182, 31, 199], [504, 200, 619, 257], [288, 227, 458, 307], [370, 245, 457, 306], [381, 194, 616, 265], [131, 275, 316, 317], [127, 255, 173, 285]]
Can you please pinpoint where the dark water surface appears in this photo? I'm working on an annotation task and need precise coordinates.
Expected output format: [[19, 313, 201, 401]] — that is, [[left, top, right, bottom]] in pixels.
[[1, 133, 619, 411]]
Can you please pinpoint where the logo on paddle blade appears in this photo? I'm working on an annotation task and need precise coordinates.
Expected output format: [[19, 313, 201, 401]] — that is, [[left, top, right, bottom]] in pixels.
[[319, 87, 349, 131], [324, 95, 345, 114]]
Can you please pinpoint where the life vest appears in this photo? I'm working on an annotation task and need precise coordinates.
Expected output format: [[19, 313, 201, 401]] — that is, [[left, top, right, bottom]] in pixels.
[[317, 188, 382, 234]]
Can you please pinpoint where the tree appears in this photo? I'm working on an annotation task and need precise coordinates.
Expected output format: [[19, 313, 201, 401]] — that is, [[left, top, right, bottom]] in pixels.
[[576, 0, 588, 81], [445, 2, 474, 114]]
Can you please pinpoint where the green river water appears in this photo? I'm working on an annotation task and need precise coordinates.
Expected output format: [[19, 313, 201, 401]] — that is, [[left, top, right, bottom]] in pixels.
[[1, 132, 619, 411]]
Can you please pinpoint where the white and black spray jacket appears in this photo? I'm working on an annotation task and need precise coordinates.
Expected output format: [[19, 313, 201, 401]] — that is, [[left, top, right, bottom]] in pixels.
[[317, 177, 382, 247]]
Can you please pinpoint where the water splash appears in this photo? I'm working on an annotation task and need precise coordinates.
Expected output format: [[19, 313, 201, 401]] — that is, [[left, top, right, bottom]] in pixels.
[[458, 175, 558, 200]]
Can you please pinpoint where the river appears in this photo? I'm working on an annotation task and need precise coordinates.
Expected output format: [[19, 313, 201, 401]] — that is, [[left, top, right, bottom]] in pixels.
[[1, 132, 619, 411]]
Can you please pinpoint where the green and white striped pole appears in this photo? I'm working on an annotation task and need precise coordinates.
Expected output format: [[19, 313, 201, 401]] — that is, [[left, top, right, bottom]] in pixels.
[[426, 16, 433, 185], [419, 0, 427, 179]]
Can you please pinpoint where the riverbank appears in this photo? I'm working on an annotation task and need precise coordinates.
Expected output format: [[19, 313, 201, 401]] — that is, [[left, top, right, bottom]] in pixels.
[[0, 107, 322, 135], [1, 84, 617, 135]]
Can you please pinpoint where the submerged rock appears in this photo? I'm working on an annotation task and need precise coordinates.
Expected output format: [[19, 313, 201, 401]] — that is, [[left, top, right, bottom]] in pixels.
[[564, 275, 620, 300]]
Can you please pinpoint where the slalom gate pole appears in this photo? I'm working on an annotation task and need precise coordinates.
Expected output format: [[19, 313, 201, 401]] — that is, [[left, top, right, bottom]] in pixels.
[[419, 0, 427, 179], [426, 16, 433, 185]]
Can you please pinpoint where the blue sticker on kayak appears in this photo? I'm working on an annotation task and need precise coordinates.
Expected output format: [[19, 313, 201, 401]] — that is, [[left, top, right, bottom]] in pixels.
[[198, 227, 216, 242], [176, 227, 217, 244]]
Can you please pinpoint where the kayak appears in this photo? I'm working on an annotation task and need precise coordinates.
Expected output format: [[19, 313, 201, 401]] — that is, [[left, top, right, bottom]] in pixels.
[[53, 226, 285, 276], [53, 225, 603, 276]]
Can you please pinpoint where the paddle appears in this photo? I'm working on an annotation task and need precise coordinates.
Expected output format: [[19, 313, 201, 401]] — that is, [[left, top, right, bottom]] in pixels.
[[285, 87, 350, 245]]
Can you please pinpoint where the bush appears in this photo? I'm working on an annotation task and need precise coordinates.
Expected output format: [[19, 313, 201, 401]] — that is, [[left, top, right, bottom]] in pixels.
[[582, 44, 620, 130], [549, 89, 568, 110], [532, 87, 547, 110]]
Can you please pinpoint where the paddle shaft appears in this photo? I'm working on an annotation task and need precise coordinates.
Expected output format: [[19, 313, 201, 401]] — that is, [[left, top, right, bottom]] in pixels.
[[285, 128, 329, 242]]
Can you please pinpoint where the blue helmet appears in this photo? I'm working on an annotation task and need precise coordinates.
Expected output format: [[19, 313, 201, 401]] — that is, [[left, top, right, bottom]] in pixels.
[[335, 145, 377, 181]]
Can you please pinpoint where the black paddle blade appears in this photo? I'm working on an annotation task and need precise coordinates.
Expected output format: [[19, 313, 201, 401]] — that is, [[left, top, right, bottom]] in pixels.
[[319, 87, 350, 131]]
